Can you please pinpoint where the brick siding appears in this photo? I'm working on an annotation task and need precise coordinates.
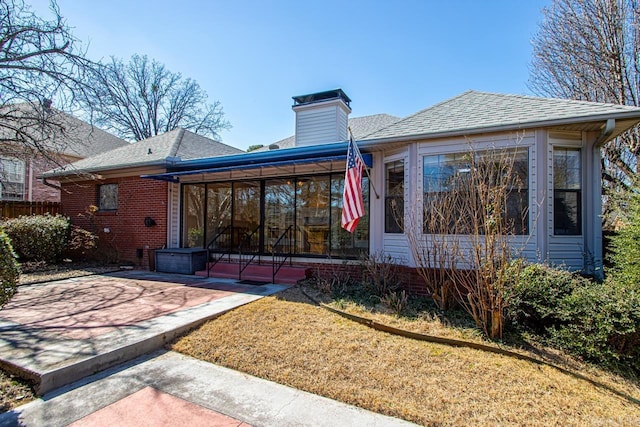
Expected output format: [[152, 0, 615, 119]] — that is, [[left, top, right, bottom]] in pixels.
[[61, 176, 168, 268], [298, 261, 430, 296]]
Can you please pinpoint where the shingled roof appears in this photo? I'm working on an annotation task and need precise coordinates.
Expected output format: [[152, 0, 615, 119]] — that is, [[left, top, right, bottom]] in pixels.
[[0, 104, 128, 158], [43, 128, 243, 177], [365, 91, 640, 141]]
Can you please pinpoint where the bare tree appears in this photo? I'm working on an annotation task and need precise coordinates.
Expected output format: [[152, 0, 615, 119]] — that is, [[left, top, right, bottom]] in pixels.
[[83, 54, 231, 142], [529, 0, 640, 220], [0, 0, 94, 161]]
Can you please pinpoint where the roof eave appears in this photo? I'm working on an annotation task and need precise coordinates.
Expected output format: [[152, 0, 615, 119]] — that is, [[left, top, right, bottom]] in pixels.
[[40, 158, 170, 179], [360, 112, 640, 147]]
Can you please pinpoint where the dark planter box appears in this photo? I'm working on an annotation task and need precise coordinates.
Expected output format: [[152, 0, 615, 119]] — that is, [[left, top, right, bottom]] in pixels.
[[155, 248, 208, 275]]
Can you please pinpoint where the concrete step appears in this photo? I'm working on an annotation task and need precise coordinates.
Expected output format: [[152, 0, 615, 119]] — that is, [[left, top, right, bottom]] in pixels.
[[196, 261, 309, 285]]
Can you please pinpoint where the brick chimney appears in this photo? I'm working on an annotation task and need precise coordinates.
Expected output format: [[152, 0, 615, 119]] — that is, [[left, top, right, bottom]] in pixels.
[[292, 89, 351, 147]]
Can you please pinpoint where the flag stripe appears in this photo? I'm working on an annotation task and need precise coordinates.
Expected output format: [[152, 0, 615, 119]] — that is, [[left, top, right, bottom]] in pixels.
[[341, 136, 365, 233]]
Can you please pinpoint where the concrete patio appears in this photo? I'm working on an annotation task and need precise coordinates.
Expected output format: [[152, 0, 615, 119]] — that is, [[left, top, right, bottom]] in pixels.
[[0, 270, 286, 394]]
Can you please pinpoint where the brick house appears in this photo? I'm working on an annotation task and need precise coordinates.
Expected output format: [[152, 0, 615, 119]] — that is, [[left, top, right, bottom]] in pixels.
[[0, 106, 128, 202], [45, 128, 242, 268], [44, 89, 640, 283]]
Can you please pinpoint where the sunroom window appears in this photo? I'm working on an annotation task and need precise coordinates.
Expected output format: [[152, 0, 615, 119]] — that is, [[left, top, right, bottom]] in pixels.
[[422, 148, 529, 235]]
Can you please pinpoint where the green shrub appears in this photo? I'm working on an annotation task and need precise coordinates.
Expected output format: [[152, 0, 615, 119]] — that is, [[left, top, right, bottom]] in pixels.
[[504, 261, 640, 374], [550, 281, 640, 373], [65, 225, 98, 260], [503, 262, 589, 332], [0, 228, 19, 308], [607, 188, 640, 286], [2, 214, 70, 263]]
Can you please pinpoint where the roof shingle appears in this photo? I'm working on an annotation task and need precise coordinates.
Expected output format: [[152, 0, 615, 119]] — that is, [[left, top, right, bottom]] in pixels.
[[44, 128, 243, 176], [366, 91, 640, 140]]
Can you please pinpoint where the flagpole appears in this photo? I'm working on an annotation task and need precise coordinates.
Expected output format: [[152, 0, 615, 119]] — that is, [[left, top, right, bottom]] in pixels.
[[348, 127, 380, 199]]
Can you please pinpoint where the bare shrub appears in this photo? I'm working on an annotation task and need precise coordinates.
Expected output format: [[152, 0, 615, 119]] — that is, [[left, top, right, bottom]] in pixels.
[[308, 263, 355, 296], [408, 141, 530, 338], [380, 290, 409, 315], [360, 251, 402, 298]]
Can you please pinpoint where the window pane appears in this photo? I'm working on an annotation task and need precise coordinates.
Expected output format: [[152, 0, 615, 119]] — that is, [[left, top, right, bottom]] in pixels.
[[331, 174, 369, 257], [233, 181, 261, 251], [385, 160, 404, 233], [553, 147, 582, 235], [99, 184, 118, 211], [296, 176, 330, 255], [423, 148, 529, 235], [554, 191, 581, 235], [206, 183, 232, 251], [0, 158, 25, 200], [553, 147, 581, 190], [264, 179, 295, 252], [182, 184, 205, 247]]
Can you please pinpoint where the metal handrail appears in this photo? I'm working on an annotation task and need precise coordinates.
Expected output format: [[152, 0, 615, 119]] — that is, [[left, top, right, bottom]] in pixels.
[[206, 225, 233, 277], [272, 225, 294, 282], [238, 225, 261, 279]]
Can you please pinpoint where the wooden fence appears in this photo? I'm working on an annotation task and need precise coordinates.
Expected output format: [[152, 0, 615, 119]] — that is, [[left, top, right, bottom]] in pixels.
[[0, 201, 62, 219]]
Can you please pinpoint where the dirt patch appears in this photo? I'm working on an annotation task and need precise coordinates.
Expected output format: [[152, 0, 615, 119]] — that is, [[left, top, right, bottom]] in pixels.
[[0, 369, 34, 413], [19, 262, 122, 285], [171, 287, 640, 426]]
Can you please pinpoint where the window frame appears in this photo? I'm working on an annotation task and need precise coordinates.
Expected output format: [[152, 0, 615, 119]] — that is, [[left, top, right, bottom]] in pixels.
[[421, 147, 530, 236], [98, 183, 118, 211], [552, 146, 582, 236], [384, 159, 405, 234], [0, 157, 26, 201]]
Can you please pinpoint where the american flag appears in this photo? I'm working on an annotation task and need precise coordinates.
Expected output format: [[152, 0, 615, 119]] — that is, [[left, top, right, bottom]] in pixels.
[[341, 136, 365, 233]]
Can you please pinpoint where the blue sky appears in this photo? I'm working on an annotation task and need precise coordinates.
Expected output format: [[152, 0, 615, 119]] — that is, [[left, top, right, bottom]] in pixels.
[[31, 0, 549, 150]]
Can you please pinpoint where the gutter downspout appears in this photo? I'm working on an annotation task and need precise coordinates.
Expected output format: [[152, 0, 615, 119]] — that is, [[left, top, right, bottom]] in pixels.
[[592, 118, 615, 279], [41, 177, 62, 191], [595, 118, 615, 147]]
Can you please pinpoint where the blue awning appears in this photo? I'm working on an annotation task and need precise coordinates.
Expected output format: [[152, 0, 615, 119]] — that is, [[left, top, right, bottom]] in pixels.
[[142, 151, 373, 183]]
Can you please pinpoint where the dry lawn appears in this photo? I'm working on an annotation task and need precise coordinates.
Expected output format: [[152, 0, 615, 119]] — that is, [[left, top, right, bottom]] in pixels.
[[171, 287, 640, 426]]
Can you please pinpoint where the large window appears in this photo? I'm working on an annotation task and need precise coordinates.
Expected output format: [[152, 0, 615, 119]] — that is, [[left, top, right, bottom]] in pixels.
[[182, 173, 369, 257], [183, 184, 205, 247], [206, 183, 232, 250], [553, 147, 582, 235], [423, 148, 529, 235], [0, 158, 25, 201], [98, 183, 118, 211], [385, 160, 404, 233]]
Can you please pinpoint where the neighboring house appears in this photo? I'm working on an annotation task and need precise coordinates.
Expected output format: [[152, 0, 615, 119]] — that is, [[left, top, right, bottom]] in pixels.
[[43, 128, 243, 267], [0, 105, 128, 202], [44, 89, 640, 282]]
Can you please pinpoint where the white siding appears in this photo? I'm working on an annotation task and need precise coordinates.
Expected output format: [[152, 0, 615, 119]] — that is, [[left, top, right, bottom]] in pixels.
[[294, 101, 349, 146]]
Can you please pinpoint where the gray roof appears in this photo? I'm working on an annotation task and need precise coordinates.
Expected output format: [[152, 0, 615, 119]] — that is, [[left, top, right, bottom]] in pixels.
[[259, 114, 400, 151], [366, 91, 640, 140], [44, 128, 243, 177], [0, 104, 128, 158], [52, 112, 130, 158]]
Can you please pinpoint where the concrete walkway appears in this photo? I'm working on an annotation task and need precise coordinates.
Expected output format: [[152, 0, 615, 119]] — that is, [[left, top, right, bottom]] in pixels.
[[1, 350, 417, 426]]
